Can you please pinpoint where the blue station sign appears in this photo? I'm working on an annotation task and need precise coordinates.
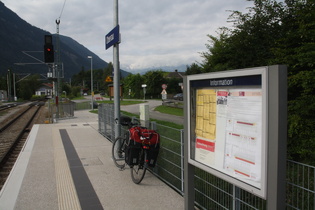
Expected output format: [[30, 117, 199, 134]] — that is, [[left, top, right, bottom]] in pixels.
[[105, 25, 120, 50]]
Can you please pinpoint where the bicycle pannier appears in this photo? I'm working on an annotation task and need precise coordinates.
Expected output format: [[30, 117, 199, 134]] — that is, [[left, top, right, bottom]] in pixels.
[[125, 141, 141, 166], [129, 127, 160, 145], [128, 126, 160, 167], [146, 144, 160, 167]]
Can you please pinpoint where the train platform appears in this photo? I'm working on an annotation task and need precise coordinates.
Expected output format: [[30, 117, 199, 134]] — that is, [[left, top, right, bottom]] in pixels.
[[0, 110, 184, 210]]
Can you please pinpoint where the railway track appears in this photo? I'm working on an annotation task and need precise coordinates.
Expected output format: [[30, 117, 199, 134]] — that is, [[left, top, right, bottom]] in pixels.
[[0, 104, 17, 112], [0, 101, 46, 190]]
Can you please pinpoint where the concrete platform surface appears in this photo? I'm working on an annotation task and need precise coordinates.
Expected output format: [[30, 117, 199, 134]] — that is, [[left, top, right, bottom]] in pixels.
[[0, 110, 184, 210]]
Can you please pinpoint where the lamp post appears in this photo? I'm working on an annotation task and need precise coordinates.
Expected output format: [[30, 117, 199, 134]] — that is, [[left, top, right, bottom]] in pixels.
[[87, 56, 93, 110], [142, 84, 147, 100], [7, 69, 11, 101]]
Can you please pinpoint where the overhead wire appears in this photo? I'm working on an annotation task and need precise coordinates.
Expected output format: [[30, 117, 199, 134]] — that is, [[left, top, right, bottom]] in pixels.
[[58, 0, 67, 20]]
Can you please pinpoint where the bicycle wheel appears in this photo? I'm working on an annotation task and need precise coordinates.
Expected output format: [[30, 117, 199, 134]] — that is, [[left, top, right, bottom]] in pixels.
[[131, 165, 147, 184], [130, 150, 147, 184], [112, 137, 126, 168]]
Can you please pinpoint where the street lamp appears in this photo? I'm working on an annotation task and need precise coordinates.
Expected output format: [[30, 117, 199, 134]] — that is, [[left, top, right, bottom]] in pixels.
[[87, 56, 93, 110], [142, 84, 147, 100]]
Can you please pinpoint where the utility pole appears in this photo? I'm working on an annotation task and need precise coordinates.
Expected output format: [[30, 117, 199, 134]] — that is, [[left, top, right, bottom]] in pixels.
[[13, 73, 16, 101], [113, 0, 121, 138], [55, 19, 61, 120], [7, 70, 11, 101], [88, 56, 94, 110]]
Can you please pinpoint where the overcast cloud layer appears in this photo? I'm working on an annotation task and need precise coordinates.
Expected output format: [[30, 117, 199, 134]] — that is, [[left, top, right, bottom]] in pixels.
[[1, 0, 253, 72]]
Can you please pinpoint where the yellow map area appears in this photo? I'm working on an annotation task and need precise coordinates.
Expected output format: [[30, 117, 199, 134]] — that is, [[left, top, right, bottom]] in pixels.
[[195, 89, 217, 140]]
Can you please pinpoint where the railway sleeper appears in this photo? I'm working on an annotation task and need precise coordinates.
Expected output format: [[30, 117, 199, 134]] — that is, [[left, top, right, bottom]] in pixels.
[[0, 171, 9, 179]]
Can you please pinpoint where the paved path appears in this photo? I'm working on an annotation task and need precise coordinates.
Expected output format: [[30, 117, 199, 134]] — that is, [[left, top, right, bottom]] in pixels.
[[120, 99, 184, 125], [74, 96, 184, 125]]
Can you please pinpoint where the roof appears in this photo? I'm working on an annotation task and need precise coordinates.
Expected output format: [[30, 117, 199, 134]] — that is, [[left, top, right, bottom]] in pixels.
[[166, 70, 186, 79], [38, 83, 53, 90]]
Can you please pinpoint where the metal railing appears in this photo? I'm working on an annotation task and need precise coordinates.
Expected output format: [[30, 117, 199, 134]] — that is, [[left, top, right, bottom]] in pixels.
[[46, 102, 75, 122], [151, 123, 184, 194], [74, 101, 91, 110], [98, 103, 115, 141], [59, 102, 75, 118], [286, 160, 315, 210], [98, 104, 315, 209]]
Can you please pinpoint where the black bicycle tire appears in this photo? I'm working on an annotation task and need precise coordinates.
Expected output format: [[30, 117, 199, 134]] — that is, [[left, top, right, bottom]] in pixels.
[[112, 136, 126, 168], [130, 165, 147, 184], [130, 150, 147, 184]]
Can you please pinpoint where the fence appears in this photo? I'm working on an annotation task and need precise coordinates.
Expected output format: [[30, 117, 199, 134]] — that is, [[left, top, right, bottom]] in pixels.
[[98, 103, 115, 141], [59, 102, 75, 118], [74, 101, 91, 110], [286, 160, 315, 210], [98, 104, 315, 209], [46, 102, 75, 122]]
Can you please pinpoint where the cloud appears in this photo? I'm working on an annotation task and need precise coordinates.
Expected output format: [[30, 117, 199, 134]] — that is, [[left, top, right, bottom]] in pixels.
[[2, 0, 254, 72]]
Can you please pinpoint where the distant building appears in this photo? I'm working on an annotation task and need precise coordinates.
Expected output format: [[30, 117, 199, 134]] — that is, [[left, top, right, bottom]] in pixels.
[[35, 83, 53, 96], [166, 69, 186, 79], [0, 90, 8, 101]]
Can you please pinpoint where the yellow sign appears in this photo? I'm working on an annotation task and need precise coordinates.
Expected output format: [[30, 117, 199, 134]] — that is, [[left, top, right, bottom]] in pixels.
[[105, 76, 112, 82]]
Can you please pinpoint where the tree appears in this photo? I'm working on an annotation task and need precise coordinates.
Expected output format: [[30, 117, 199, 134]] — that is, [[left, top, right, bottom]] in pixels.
[[270, 0, 315, 163], [166, 77, 182, 94], [102, 62, 114, 94], [143, 70, 167, 99], [0, 76, 6, 90], [201, 0, 315, 164], [61, 83, 71, 98], [71, 67, 87, 87], [185, 63, 203, 75], [17, 74, 41, 100], [202, 0, 284, 71], [71, 86, 81, 98], [122, 73, 143, 99]]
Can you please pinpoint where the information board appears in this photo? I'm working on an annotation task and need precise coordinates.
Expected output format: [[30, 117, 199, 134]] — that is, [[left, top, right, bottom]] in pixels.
[[187, 67, 268, 198]]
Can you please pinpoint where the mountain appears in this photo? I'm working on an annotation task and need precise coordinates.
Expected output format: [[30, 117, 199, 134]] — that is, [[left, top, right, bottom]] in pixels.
[[0, 2, 130, 79], [130, 64, 188, 75]]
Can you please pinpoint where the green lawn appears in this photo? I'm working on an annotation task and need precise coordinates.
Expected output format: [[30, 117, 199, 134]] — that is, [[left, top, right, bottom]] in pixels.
[[97, 100, 146, 105], [120, 110, 183, 129], [90, 102, 184, 129], [154, 105, 183, 116], [71, 96, 86, 100]]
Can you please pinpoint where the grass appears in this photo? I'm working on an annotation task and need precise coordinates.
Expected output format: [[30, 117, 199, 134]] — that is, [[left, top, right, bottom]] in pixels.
[[154, 105, 184, 117], [91, 108, 183, 129], [89, 102, 184, 129], [71, 96, 86, 100], [97, 100, 146, 105], [120, 110, 183, 129], [90, 110, 98, 114]]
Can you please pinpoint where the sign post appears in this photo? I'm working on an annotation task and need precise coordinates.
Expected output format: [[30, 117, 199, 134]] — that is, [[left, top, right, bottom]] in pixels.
[[105, 0, 121, 138], [142, 84, 147, 100], [161, 84, 167, 100]]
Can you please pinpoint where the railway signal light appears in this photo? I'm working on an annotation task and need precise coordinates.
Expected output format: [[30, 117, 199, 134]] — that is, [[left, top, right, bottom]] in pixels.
[[44, 35, 54, 63], [44, 45, 54, 63]]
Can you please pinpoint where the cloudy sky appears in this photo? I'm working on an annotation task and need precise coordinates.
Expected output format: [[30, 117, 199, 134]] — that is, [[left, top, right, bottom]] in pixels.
[[1, 0, 253, 72]]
